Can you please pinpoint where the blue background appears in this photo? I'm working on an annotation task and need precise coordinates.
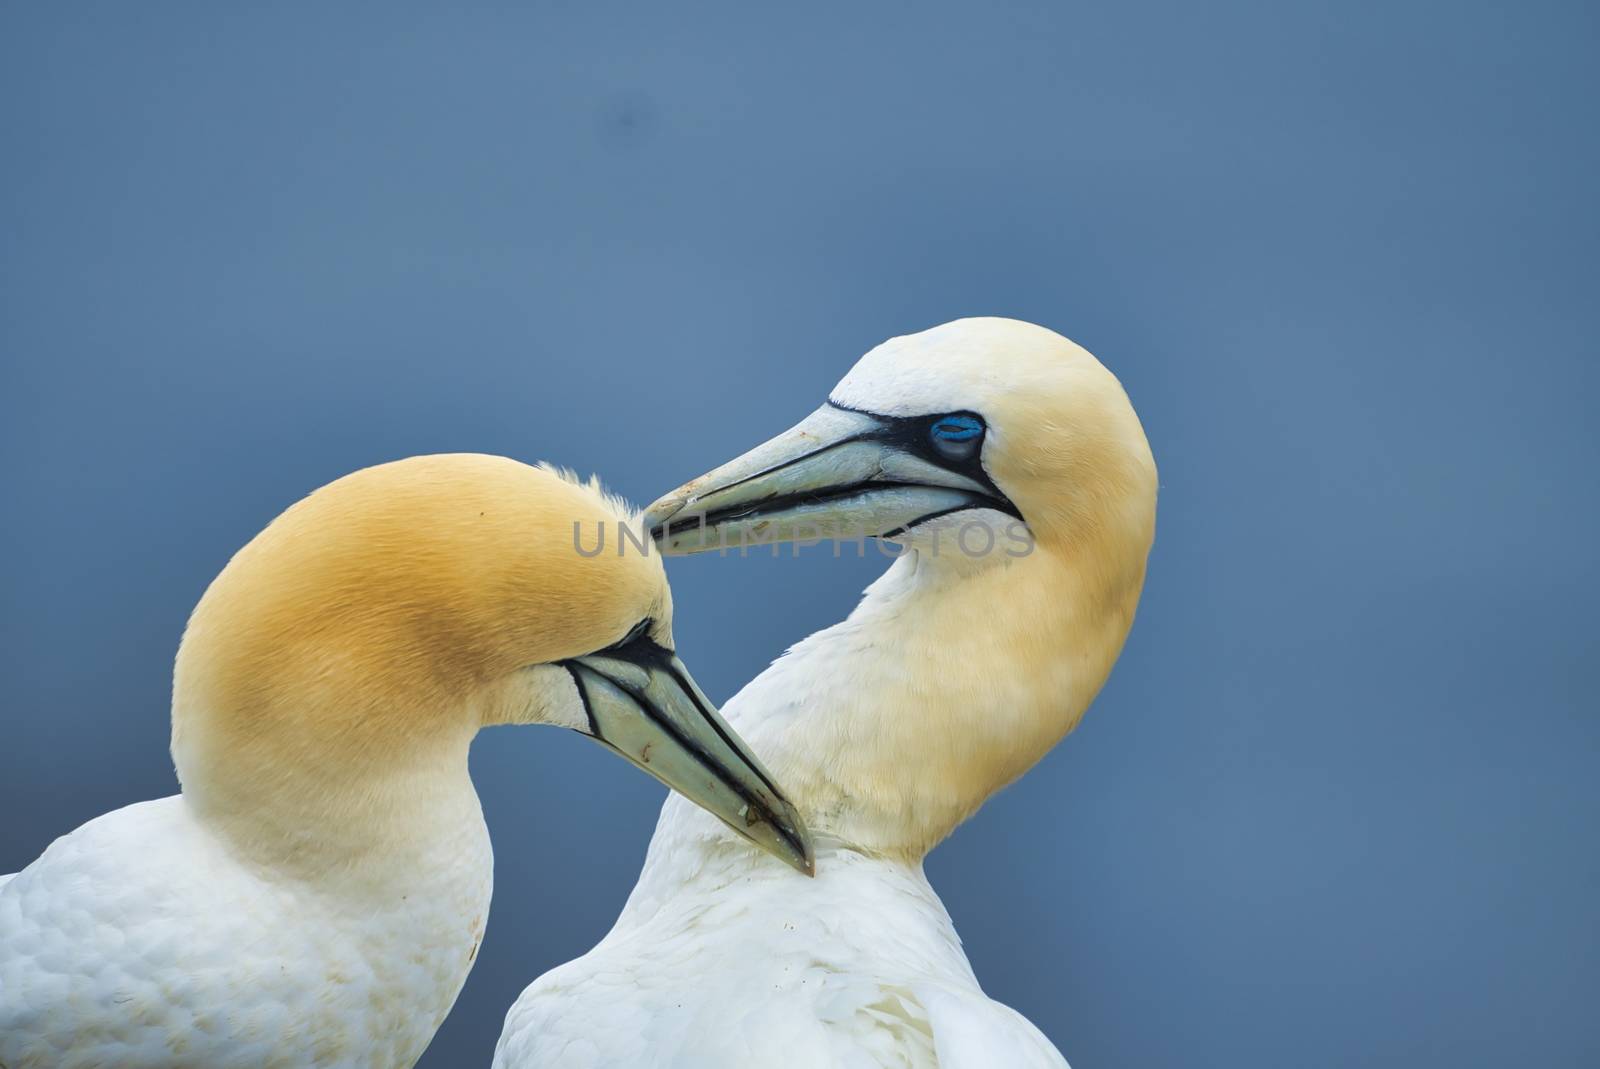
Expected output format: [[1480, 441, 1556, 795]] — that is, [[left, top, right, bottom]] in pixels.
[[3, 3, 1595, 1066]]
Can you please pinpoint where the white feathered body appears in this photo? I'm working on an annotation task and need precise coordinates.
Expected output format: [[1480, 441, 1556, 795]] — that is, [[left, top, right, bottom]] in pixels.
[[496, 796, 1064, 1069], [0, 794, 492, 1069]]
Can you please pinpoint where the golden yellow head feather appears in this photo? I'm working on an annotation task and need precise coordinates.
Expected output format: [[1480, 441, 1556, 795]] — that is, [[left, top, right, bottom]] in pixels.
[[171, 454, 667, 844]]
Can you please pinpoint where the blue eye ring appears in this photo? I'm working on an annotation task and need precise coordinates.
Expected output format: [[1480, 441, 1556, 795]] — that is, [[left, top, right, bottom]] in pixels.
[[930, 415, 985, 442], [928, 414, 986, 461]]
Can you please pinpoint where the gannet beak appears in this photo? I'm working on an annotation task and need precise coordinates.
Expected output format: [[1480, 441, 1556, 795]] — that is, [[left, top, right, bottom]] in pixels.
[[644, 403, 1020, 553], [564, 640, 814, 876]]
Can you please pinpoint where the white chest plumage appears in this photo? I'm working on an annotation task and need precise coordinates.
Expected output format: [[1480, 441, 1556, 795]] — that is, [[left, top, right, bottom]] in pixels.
[[495, 797, 1066, 1069], [0, 794, 492, 1069]]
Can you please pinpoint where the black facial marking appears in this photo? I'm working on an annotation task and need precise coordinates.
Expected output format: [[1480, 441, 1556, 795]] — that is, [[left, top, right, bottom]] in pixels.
[[827, 401, 1003, 496], [656, 402, 1020, 540], [598, 616, 672, 662]]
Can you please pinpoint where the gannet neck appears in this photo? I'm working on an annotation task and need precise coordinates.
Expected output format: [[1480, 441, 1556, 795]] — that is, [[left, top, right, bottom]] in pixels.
[[175, 691, 485, 880], [171, 554, 492, 878], [726, 522, 1149, 858]]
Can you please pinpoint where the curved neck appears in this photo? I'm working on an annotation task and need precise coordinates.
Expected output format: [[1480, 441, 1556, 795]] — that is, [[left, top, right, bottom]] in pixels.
[[724, 536, 1144, 859], [172, 695, 483, 884]]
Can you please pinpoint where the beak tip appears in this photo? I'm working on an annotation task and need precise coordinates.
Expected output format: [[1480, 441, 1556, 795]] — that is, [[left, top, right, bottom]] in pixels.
[[731, 812, 815, 877], [781, 837, 817, 878], [781, 807, 816, 878]]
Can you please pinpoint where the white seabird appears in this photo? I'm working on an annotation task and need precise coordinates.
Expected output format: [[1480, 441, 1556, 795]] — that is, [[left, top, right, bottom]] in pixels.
[[496, 318, 1158, 1068], [0, 453, 810, 1069]]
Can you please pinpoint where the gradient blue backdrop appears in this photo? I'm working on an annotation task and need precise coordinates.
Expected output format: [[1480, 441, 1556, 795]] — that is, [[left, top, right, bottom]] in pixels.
[[3, 3, 1595, 1066]]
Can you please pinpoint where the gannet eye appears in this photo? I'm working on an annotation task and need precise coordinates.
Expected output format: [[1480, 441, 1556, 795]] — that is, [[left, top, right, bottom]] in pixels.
[[928, 414, 985, 461]]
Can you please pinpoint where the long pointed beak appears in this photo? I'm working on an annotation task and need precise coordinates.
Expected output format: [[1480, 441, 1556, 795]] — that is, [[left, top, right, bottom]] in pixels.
[[644, 404, 1018, 554], [566, 646, 814, 876]]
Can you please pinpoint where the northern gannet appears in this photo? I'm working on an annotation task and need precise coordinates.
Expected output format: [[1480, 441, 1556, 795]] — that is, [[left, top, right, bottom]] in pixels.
[[0, 454, 811, 1069], [496, 319, 1157, 1068]]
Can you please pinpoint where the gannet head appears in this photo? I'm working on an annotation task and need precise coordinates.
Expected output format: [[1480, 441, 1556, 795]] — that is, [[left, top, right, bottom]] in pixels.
[[648, 317, 1155, 566], [172, 454, 812, 875], [644, 319, 1156, 854]]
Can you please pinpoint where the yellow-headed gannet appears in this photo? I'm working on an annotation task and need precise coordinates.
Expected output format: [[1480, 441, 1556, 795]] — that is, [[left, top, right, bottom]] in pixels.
[[0, 454, 810, 1069], [496, 319, 1156, 1068]]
